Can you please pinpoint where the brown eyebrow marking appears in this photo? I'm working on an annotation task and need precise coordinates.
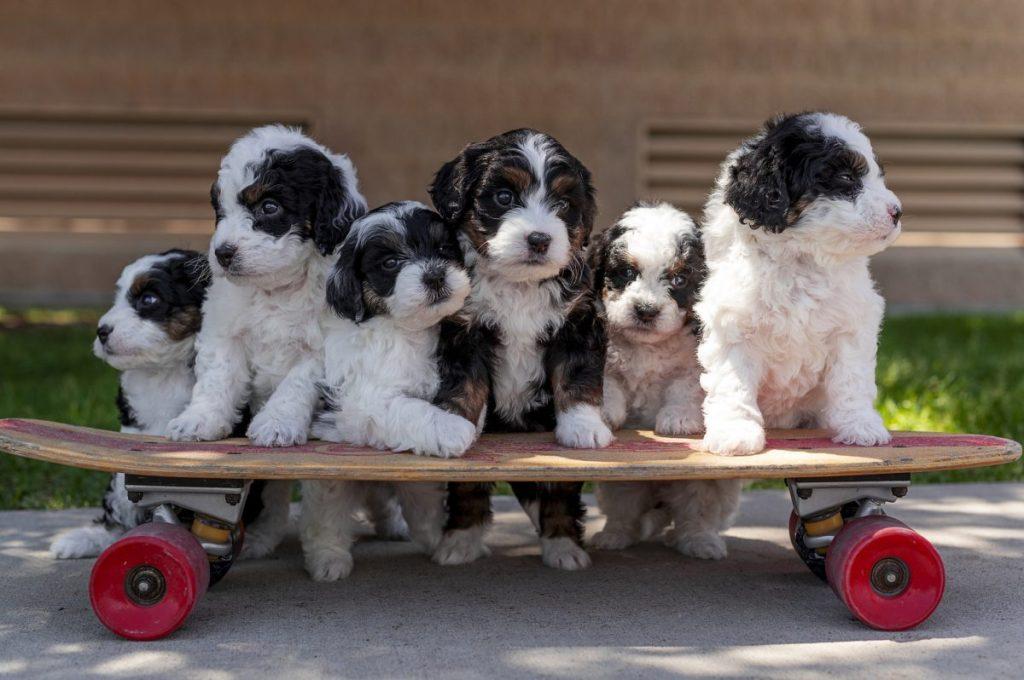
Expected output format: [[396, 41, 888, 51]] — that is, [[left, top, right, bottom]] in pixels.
[[849, 151, 870, 176], [240, 183, 267, 205], [550, 171, 578, 195], [500, 166, 533, 194], [128, 274, 152, 299]]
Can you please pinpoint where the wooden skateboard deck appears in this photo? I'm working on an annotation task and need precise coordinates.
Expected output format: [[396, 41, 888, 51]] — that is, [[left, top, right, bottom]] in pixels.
[[0, 418, 1019, 481]]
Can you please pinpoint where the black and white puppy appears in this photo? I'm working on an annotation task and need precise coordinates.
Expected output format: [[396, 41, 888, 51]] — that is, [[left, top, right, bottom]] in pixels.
[[167, 125, 367, 557], [301, 201, 488, 580], [429, 129, 611, 570], [697, 112, 902, 456], [588, 203, 740, 559], [51, 250, 210, 558]]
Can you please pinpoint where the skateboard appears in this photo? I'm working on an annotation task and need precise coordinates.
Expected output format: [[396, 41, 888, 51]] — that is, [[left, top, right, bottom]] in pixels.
[[1, 417, 1019, 640]]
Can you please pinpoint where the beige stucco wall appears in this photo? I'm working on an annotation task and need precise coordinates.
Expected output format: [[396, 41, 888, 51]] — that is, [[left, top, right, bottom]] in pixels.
[[2, 0, 1023, 307]]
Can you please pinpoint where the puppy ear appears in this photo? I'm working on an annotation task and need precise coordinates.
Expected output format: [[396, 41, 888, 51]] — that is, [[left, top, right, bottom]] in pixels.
[[586, 223, 624, 293], [429, 142, 491, 222], [313, 165, 368, 256], [325, 237, 369, 322], [575, 161, 598, 247], [724, 127, 791, 233]]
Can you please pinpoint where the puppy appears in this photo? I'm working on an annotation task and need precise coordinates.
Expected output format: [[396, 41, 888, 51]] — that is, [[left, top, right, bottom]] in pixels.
[[167, 125, 367, 557], [588, 203, 740, 559], [301, 201, 487, 580], [696, 112, 902, 456], [429, 129, 611, 570], [51, 250, 209, 558]]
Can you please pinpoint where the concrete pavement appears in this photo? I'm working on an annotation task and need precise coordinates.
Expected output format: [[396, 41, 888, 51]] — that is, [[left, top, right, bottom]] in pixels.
[[1, 484, 1023, 679]]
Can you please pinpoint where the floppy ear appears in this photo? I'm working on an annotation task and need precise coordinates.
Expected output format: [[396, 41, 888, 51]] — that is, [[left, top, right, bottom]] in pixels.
[[313, 166, 368, 256], [575, 162, 599, 247], [586, 223, 624, 294], [724, 134, 791, 234], [428, 142, 491, 222], [325, 237, 370, 322]]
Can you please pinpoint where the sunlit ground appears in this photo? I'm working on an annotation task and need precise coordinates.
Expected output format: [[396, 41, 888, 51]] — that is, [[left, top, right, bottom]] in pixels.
[[0, 311, 1021, 509]]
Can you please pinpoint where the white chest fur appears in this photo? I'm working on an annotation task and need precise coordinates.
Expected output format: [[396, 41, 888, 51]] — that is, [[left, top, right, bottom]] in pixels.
[[606, 328, 700, 428], [120, 366, 195, 435]]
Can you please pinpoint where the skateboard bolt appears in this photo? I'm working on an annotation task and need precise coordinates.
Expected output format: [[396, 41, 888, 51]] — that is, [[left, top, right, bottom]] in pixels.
[[870, 557, 910, 597], [124, 565, 167, 606]]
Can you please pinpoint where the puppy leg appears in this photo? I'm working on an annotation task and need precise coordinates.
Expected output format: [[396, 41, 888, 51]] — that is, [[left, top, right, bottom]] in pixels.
[[655, 371, 704, 436], [240, 480, 292, 559], [372, 395, 478, 458], [823, 321, 891, 446], [602, 374, 628, 431], [248, 356, 321, 447], [51, 473, 145, 559], [434, 482, 492, 565], [394, 482, 447, 553], [364, 484, 409, 541], [168, 329, 249, 441], [591, 482, 655, 550], [698, 337, 766, 456], [299, 480, 365, 581], [662, 479, 741, 560], [513, 482, 591, 570]]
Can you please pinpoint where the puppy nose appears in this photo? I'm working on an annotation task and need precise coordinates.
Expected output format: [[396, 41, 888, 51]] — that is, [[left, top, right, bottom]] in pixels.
[[215, 243, 237, 268], [422, 266, 447, 291], [889, 204, 903, 226], [96, 324, 112, 344], [526, 232, 552, 254], [634, 303, 660, 323]]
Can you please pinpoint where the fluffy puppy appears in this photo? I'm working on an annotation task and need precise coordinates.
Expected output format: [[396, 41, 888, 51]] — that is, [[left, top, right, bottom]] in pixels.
[[696, 112, 902, 456], [301, 201, 486, 580], [167, 125, 367, 557], [588, 203, 740, 559], [51, 250, 209, 558], [429, 129, 610, 570]]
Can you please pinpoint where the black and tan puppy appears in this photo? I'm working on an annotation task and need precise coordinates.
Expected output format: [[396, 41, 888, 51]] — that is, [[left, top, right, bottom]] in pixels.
[[429, 128, 610, 570]]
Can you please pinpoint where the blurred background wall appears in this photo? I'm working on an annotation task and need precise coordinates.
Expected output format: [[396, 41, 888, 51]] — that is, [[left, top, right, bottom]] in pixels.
[[1, 0, 1022, 309]]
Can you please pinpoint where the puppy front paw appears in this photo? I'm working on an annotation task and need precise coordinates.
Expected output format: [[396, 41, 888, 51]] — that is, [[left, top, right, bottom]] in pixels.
[[589, 529, 636, 551], [433, 528, 491, 565], [167, 410, 232, 442], [541, 537, 592, 570], [700, 418, 765, 456], [304, 548, 354, 582], [247, 409, 308, 447], [556, 405, 614, 449], [655, 406, 703, 436], [421, 413, 477, 458], [832, 413, 891, 447], [667, 530, 728, 560]]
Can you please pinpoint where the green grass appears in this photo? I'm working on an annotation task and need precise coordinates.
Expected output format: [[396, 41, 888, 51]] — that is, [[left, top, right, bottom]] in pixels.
[[0, 313, 1022, 509]]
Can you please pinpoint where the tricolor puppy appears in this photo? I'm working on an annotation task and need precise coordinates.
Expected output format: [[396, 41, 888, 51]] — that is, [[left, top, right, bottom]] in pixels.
[[429, 129, 610, 570], [588, 203, 740, 559], [697, 112, 902, 456], [167, 125, 367, 557], [301, 201, 487, 580], [51, 250, 210, 558]]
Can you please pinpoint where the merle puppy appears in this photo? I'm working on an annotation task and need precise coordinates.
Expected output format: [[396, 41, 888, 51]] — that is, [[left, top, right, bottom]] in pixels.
[[429, 129, 611, 570]]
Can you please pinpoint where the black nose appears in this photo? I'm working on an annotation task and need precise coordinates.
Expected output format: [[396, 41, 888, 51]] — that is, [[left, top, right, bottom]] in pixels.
[[215, 243, 237, 268], [96, 325, 112, 344], [526, 232, 552, 254], [890, 206, 903, 226], [422, 266, 447, 291], [634, 303, 660, 323]]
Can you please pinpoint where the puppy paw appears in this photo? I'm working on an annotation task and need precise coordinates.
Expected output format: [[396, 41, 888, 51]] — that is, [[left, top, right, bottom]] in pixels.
[[50, 526, 119, 559], [655, 407, 703, 436], [832, 413, 891, 447], [541, 537, 592, 570], [167, 410, 232, 442], [589, 529, 636, 551], [247, 408, 308, 447], [556, 405, 614, 449], [420, 413, 477, 458], [433, 528, 491, 565], [239, 532, 279, 560], [668, 530, 728, 560], [373, 513, 410, 541], [700, 419, 765, 456], [304, 548, 354, 582]]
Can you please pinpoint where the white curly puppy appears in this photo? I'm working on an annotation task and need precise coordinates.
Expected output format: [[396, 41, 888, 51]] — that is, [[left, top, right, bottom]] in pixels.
[[589, 203, 740, 559], [167, 125, 367, 556], [697, 112, 902, 456]]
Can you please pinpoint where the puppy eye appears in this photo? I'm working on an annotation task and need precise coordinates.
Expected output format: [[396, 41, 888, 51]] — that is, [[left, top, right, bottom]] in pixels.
[[381, 257, 400, 272], [438, 243, 458, 259], [139, 293, 160, 308], [494, 189, 514, 207], [837, 172, 856, 183], [261, 200, 281, 216], [555, 198, 570, 212], [670, 274, 686, 288]]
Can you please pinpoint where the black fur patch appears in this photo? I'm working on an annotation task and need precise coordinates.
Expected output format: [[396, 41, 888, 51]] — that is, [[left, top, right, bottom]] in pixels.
[[725, 112, 868, 233], [115, 387, 139, 429]]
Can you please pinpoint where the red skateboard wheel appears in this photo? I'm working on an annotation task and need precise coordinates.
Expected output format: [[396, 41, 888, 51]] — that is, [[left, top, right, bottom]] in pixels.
[[826, 515, 945, 631], [89, 522, 210, 640]]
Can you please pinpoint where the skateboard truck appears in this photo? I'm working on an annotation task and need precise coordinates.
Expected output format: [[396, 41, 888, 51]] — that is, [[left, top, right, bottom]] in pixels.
[[787, 473, 910, 549]]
